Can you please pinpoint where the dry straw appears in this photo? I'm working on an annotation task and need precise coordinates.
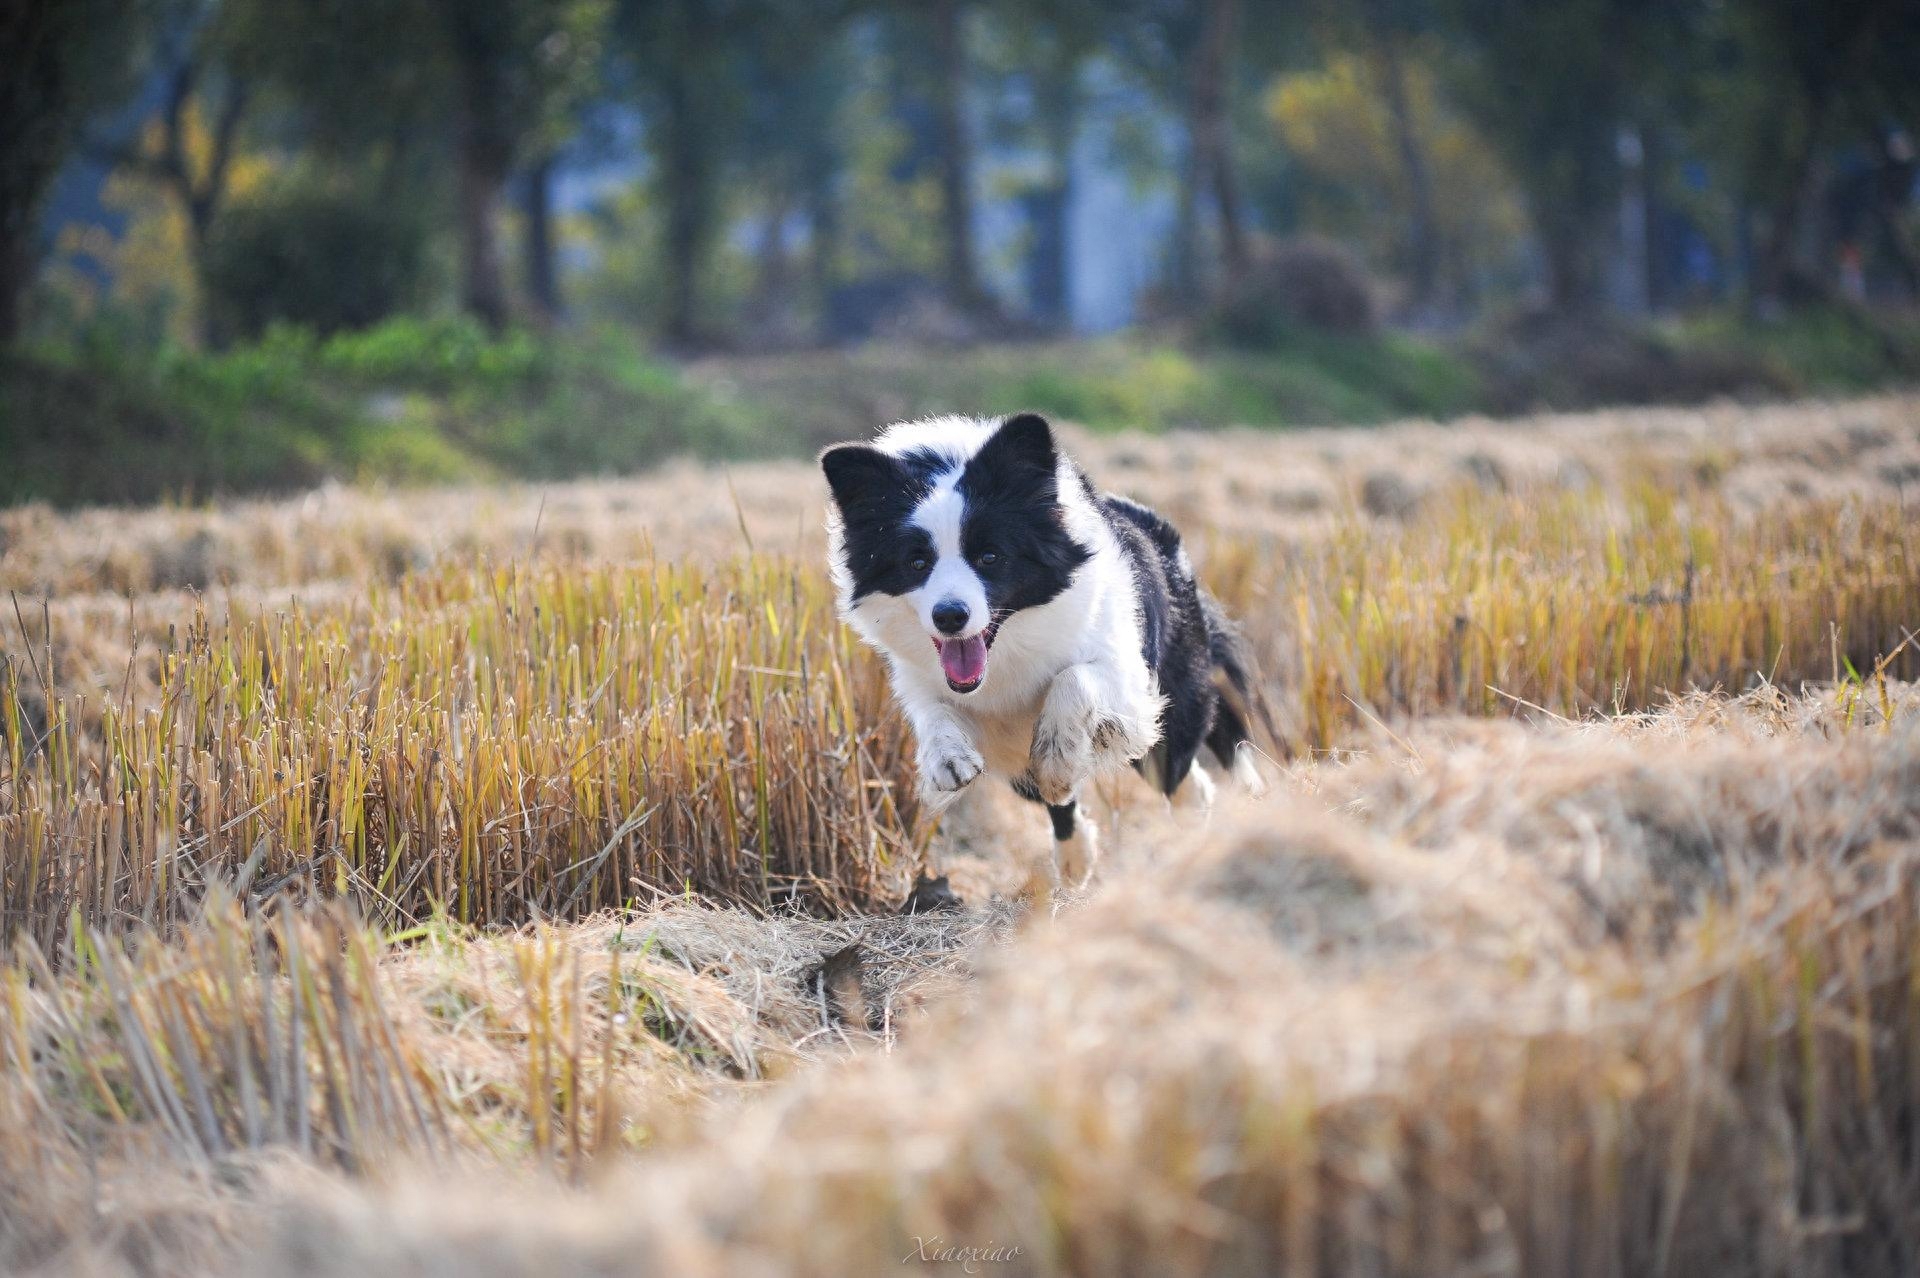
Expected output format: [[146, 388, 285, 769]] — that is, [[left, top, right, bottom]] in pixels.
[[6, 485, 1915, 949], [3, 558, 928, 951], [2, 695, 1905, 1276]]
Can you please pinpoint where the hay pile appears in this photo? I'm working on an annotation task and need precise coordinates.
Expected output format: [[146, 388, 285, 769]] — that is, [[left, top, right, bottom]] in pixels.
[[11, 691, 1901, 1277]]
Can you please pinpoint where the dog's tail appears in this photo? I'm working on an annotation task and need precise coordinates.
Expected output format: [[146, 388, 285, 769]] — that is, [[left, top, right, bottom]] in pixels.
[[1202, 592, 1285, 792]]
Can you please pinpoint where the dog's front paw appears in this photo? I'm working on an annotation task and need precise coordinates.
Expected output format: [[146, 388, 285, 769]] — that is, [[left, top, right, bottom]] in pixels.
[[1028, 717, 1091, 805], [1030, 666, 1162, 804], [1031, 712, 1152, 804], [919, 735, 985, 796], [1088, 711, 1154, 771]]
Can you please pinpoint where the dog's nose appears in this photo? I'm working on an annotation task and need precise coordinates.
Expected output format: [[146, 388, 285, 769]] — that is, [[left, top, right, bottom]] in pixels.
[[931, 600, 970, 635]]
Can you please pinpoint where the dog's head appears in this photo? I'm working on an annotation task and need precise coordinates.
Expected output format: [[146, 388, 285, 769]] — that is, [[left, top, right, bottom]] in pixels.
[[821, 412, 1092, 695]]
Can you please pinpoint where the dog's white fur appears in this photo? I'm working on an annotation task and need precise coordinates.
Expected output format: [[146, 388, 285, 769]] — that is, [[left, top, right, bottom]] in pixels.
[[825, 416, 1164, 813]]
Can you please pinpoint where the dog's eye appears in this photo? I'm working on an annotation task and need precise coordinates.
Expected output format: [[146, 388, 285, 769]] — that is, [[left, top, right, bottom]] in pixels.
[[977, 550, 999, 566], [909, 555, 929, 573]]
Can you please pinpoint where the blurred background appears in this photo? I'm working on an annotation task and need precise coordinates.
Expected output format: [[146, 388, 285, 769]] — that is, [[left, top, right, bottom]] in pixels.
[[3, 0, 1918, 505]]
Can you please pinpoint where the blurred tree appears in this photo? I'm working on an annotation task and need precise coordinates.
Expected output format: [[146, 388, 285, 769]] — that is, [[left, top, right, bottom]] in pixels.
[[439, 0, 607, 330], [447, 5, 521, 329], [201, 184, 429, 338], [1356, 0, 1436, 313], [1694, 0, 1920, 305], [1186, 0, 1245, 291], [1266, 53, 1526, 313], [732, 0, 855, 343], [94, 2, 255, 345], [1113, 0, 1249, 311], [239, 0, 607, 331], [990, 0, 1105, 328], [522, 154, 562, 324], [85, 90, 275, 345], [616, 0, 742, 347], [835, 65, 944, 288], [1439, 0, 1662, 311], [0, 0, 154, 345], [870, 0, 990, 317], [930, 0, 986, 314]]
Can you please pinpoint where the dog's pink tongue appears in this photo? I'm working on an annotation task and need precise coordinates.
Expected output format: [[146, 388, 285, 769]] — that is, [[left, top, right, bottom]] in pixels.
[[938, 635, 988, 686]]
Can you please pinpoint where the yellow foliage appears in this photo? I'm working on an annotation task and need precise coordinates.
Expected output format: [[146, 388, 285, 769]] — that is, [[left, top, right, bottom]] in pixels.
[[1265, 53, 1527, 290], [52, 100, 276, 345]]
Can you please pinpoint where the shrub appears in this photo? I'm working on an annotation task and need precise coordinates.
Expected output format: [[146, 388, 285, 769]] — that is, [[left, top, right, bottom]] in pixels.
[[1471, 309, 1792, 413], [201, 187, 431, 341], [316, 314, 547, 390], [1675, 304, 1920, 394], [1214, 236, 1380, 346]]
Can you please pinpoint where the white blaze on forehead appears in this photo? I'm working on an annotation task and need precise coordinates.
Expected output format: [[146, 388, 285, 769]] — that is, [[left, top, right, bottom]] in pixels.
[[873, 414, 1000, 461], [907, 465, 989, 636], [910, 467, 966, 558]]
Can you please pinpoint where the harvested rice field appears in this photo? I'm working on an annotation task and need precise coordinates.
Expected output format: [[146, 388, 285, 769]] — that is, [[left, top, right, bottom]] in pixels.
[[2, 395, 1919, 1276]]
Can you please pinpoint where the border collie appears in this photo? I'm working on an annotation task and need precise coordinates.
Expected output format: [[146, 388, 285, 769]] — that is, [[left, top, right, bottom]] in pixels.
[[821, 412, 1267, 887]]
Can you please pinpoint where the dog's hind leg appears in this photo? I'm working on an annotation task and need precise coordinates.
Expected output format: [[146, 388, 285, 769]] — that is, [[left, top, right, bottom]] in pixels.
[[1205, 694, 1268, 796], [1050, 799, 1101, 888], [1013, 777, 1101, 891], [1169, 760, 1216, 816]]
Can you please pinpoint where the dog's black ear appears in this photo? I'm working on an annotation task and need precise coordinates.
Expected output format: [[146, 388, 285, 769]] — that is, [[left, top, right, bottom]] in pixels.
[[820, 443, 901, 514], [979, 412, 1059, 478]]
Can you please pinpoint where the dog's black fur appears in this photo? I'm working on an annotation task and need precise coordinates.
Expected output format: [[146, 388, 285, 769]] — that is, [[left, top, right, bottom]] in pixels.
[[1004, 480, 1266, 846], [1102, 494, 1264, 795]]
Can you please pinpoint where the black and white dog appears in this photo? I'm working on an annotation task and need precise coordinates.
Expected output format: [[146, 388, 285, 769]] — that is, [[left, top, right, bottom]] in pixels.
[[821, 412, 1266, 885]]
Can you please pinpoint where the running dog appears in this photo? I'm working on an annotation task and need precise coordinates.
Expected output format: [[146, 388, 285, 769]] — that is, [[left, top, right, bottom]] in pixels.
[[821, 412, 1266, 885]]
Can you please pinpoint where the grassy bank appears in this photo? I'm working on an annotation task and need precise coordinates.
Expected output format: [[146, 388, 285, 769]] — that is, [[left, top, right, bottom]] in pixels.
[[7, 306, 1919, 508], [0, 318, 758, 506]]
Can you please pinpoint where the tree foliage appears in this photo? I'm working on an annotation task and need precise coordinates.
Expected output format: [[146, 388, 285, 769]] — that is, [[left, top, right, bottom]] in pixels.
[[1267, 53, 1526, 311], [13, 0, 1920, 350]]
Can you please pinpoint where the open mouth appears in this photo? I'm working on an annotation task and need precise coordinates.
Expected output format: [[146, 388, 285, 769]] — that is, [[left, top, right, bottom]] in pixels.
[[932, 619, 1000, 694]]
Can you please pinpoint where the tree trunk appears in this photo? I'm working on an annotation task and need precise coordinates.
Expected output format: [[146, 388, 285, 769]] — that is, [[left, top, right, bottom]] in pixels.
[[1168, 139, 1203, 308], [185, 205, 220, 348], [1755, 92, 1831, 308], [806, 161, 840, 341], [1641, 126, 1670, 312], [1209, 100, 1246, 284], [747, 190, 794, 341], [446, 2, 512, 334], [1875, 196, 1920, 301], [456, 130, 509, 333], [1541, 213, 1602, 313], [1172, 0, 1242, 308], [1034, 49, 1078, 329], [661, 65, 709, 348], [0, 221, 29, 347], [134, 59, 248, 348], [930, 0, 983, 314], [1757, 167, 1814, 307], [523, 154, 560, 327], [1204, 0, 1244, 282], [1366, 0, 1439, 315]]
